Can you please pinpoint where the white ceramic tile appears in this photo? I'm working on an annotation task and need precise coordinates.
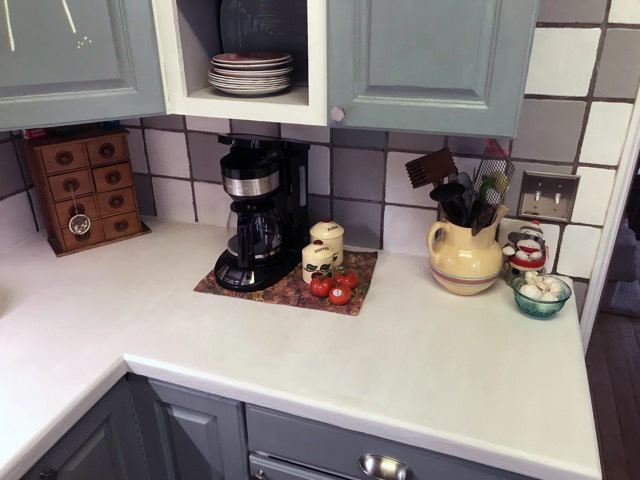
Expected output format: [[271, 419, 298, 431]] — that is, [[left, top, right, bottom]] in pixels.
[[386, 152, 436, 207], [185, 116, 230, 134], [610, 0, 640, 23], [308, 145, 330, 195], [194, 182, 231, 227], [452, 156, 482, 181], [145, 130, 190, 178], [120, 118, 141, 127], [28, 188, 44, 231], [498, 218, 560, 272], [557, 225, 602, 278], [152, 178, 195, 223], [571, 167, 616, 225], [281, 123, 330, 143], [0, 192, 37, 253], [383, 205, 437, 257], [580, 102, 633, 166], [128, 129, 147, 173], [525, 28, 600, 96]]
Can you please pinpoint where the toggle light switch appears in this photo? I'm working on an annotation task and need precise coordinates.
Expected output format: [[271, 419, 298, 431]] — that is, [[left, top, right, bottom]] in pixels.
[[518, 171, 580, 222]]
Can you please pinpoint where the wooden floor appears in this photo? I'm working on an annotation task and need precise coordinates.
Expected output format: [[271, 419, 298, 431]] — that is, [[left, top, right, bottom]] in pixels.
[[586, 312, 640, 480]]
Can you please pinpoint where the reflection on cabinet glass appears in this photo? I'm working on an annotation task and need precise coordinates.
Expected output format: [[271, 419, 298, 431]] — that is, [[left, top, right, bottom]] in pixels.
[[0, 0, 165, 130], [328, 0, 539, 136]]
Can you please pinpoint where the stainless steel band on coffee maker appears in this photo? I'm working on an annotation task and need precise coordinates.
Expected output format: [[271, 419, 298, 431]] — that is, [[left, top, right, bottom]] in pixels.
[[222, 171, 280, 198]]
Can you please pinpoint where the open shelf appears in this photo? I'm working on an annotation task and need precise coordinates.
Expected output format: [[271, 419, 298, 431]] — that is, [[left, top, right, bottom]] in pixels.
[[154, 0, 327, 125]]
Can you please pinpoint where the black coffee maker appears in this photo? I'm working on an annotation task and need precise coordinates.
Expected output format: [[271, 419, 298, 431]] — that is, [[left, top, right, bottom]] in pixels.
[[214, 135, 309, 292]]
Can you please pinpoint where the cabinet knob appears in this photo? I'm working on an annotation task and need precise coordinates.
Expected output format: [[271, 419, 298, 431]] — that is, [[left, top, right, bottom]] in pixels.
[[68, 203, 86, 217], [63, 177, 80, 192], [40, 469, 58, 480], [55, 150, 73, 166], [114, 219, 129, 232], [99, 143, 115, 158], [75, 230, 92, 242], [108, 194, 124, 209], [359, 454, 412, 480], [105, 170, 122, 185], [252, 471, 265, 480], [330, 106, 346, 122]]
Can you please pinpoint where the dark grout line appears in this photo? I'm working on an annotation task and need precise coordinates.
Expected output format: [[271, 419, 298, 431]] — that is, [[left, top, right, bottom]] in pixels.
[[379, 131, 390, 250], [139, 124, 158, 216], [183, 116, 199, 223], [9, 134, 39, 231]]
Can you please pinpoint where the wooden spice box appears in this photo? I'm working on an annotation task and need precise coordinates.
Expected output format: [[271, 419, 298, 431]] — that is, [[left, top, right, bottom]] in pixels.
[[23, 128, 150, 256]]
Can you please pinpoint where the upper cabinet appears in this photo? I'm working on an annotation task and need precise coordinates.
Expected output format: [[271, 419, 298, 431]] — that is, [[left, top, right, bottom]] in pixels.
[[0, 0, 539, 137], [0, 0, 165, 130], [328, 0, 539, 137]]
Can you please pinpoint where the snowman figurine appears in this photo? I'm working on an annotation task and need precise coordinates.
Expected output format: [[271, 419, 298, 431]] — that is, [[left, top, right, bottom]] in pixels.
[[502, 220, 548, 283]]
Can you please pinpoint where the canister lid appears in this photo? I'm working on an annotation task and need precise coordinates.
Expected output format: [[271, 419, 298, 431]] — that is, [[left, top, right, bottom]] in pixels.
[[310, 219, 344, 239], [302, 240, 334, 260]]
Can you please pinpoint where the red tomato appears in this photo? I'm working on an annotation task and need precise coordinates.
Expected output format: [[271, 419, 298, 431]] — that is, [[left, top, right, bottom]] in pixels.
[[310, 276, 334, 297], [334, 270, 357, 289], [329, 285, 352, 305]]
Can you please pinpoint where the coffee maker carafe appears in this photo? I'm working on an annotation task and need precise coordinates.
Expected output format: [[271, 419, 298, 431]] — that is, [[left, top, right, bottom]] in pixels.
[[214, 135, 309, 292]]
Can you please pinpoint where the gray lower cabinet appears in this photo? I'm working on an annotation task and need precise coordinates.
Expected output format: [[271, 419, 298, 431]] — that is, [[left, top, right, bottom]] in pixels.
[[128, 374, 249, 480], [23, 379, 147, 480], [246, 405, 534, 480], [328, 0, 539, 137], [250, 454, 340, 480], [0, 0, 165, 130]]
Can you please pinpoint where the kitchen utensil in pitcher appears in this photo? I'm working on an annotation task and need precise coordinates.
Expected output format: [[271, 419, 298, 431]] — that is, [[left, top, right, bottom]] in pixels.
[[473, 140, 514, 214], [471, 203, 496, 236], [67, 187, 91, 235], [430, 182, 469, 227], [405, 148, 458, 189]]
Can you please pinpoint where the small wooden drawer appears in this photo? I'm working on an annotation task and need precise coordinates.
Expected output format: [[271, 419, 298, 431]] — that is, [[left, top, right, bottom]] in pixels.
[[41, 143, 87, 174], [48, 170, 93, 201], [96, 187, 136, 217], [86, 135, 128, 166], [54, 195, 99, 227], [92, 162, 133, 193], [61, 220, 105, 251], [102, 211, 140, 240]]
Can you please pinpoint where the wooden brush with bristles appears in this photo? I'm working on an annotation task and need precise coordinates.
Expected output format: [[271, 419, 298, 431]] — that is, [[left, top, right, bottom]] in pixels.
[[405, 148, 458, 189]]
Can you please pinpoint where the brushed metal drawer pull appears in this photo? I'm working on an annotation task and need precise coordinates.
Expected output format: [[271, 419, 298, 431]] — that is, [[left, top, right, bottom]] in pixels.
[[359, 454, 412, 480], [63, 178, 80, 192], [114, 219, 129, 232], [55, 150, 73, 166], [40, 469, 58, 480], [105, 170, 121, 185], [99, 142, 115, 158], [108, 194, 124, 209], [252, 470, 265, 480]]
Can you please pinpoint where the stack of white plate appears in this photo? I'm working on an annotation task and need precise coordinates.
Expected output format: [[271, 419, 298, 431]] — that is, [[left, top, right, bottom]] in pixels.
[[209, 52, 293, 96]]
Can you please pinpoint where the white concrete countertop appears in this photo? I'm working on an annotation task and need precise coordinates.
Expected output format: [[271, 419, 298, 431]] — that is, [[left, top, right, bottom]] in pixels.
[[0, 219, 600, 480]]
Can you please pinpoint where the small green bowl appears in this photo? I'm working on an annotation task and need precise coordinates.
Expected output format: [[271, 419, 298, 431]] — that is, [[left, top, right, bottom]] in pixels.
[[511, 275, 572, 319]]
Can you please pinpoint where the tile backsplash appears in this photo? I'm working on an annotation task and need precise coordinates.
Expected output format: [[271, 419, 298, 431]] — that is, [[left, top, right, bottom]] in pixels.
[[1, 1, 638, 318]]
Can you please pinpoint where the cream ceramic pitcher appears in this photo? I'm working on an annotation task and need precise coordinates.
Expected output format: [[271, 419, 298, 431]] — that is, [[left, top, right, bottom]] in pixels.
[[427, 206, 508, 296]]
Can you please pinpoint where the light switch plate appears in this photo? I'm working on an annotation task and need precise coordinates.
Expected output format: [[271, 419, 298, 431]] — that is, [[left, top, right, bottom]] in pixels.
[[518, 171, 580, 222]]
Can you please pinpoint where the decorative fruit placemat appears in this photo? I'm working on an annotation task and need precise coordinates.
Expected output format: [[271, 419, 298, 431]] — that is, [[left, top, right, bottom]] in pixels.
[[194, 250, 378, 316]]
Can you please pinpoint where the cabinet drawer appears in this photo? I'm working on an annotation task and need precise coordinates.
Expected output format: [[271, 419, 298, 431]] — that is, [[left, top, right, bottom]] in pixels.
[[97, 187, 136, 217], [92, 162, 133, 193], [61, 220, 105, 251], [86, 135, 129, 166], [246, 406, 532, 480], [48, 170, 93, 201], [250, 454, 340, 480], [40, 143, 87, 174], [102, 211, 140, 240], [54, 195, 99, 227]]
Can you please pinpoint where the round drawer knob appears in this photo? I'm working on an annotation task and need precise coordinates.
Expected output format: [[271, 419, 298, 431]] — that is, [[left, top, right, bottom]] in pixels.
[[55, 150, 73, 166], [75, 230, 92, 242], [105, 170, 121, 185], [114, 219, 129, 232], [99, 143, 115, 158], [108, 194, 124, 209], [63, 178, 80, 192], [330, 106, 346, 122], [68, 203, 86, 217]]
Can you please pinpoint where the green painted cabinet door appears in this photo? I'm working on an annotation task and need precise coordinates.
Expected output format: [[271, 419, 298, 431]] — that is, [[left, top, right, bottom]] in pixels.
[[328, 0, 539, 137], [0, 0, 165, 131]]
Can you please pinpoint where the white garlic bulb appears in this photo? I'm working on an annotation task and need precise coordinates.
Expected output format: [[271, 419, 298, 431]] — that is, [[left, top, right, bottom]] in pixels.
[[520, 284, 542, 300], [541, 292, 559, 302]]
